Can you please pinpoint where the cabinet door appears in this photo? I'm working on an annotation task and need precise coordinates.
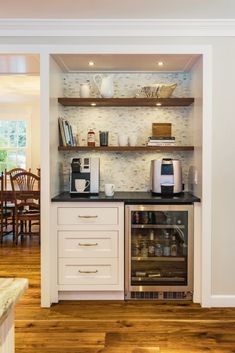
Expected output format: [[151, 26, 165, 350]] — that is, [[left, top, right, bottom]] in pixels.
[[58, 258, 118, 285], [58, 230, 119, 258], [57, 206, 118, 225]]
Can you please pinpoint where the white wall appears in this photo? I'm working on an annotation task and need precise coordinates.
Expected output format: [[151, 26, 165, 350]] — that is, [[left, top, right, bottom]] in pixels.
[[189, 57, 203, 198], [49, 56, 63, 197], [30, 100, 40, 173]]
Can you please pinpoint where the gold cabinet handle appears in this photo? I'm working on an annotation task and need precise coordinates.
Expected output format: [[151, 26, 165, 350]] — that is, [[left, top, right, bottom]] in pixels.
[[78, 215, 98, 219], [78, 243, 98, 247], [78, 270, 98, 274]]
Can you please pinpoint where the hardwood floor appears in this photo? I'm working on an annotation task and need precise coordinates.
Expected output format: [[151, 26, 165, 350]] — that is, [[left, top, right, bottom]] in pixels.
[[1, 237, 235, 353]]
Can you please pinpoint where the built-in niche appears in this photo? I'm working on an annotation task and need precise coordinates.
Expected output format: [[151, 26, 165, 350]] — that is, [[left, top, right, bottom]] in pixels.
[[59, 72, 194, 192]]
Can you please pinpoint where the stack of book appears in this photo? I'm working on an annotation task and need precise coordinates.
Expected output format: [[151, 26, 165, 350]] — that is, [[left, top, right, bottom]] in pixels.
[[147, 136, 176, 146], [58, 117, 78, 147]]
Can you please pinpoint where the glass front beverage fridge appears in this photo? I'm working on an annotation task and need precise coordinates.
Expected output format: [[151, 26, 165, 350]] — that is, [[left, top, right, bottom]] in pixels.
[[125, 204, 193, 300]]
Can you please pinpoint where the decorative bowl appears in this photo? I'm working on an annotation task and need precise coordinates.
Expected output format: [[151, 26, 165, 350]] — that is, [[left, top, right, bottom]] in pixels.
[[140, 83, 177, 98]]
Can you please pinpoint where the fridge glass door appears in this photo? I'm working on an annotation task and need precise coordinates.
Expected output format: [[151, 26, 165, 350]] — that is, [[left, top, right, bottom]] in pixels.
[[130, 209, 189, 287]]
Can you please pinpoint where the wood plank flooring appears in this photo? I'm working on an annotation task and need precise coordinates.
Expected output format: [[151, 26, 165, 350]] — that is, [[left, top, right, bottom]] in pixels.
[[1, 237, 235, 353]]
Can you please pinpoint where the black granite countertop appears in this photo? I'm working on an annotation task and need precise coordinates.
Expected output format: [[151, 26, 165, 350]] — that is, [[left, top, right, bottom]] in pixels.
[[51, 191, 200, 204]]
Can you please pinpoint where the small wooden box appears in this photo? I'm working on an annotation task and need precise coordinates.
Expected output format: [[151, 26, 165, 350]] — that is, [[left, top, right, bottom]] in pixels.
[[152, 123, 172, 137]]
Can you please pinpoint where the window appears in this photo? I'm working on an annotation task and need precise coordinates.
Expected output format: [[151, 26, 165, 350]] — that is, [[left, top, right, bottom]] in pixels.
[[0, 120, 27, 172]]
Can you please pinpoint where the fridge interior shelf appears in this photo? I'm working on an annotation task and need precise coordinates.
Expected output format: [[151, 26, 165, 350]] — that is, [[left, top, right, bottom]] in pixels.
[[131, 224, 185, 229], [131, 277, 186, 282], [131, 256, 186, 262]]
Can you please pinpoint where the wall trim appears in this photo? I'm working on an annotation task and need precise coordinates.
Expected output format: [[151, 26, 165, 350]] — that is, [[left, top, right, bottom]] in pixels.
[[211, 295, 235, 307], [0, 19, 235, 37]]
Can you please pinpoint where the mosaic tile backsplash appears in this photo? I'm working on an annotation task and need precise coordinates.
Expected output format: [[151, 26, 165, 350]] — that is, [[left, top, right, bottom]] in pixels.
[[60, 72, 194, 191]]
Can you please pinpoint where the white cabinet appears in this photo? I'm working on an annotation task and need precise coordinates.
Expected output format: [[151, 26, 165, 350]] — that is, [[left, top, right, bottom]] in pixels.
[[51, 202, 124, 302], [57, 206, 119, 225], [58, 258, 118, 285], [58, 230, 119, 258]]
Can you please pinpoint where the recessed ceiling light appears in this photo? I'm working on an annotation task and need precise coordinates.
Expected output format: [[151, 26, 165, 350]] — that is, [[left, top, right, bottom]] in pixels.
[[88, 61, 95, 66], [158, 61, 164, 66], [156, 102, 162, 106], [90, 102, 96, 106]]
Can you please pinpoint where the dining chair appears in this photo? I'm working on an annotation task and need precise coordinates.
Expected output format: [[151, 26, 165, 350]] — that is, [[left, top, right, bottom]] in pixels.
[[10, 171, 40, 245], [0, 172, 14, 243], [3, 168, 31, 241], [4, 167, 31, 190]]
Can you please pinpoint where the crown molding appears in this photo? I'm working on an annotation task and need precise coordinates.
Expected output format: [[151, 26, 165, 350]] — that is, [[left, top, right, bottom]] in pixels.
[[0, 19, 235, 37]]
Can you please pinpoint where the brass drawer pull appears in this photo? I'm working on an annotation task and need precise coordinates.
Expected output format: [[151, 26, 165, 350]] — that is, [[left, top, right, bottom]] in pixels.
[[78, 215, 98, 219], [78, 270, 98, 274], [78, 243, 98, 247]]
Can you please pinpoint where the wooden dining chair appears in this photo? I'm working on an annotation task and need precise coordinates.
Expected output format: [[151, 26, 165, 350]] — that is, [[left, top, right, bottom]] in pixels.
[[10, 171, 40, 245], [0, 172, 14, 243], [4, 167, 31, 190]]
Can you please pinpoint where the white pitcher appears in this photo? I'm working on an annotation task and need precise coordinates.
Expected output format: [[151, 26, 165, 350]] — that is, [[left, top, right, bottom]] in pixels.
[[93, 74, 114, 98]]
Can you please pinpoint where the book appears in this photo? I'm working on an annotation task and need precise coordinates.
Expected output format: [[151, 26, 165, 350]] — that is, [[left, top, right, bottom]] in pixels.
[[58, 118, 76, 146], [148, 137, 176, 144], [147, 142, 176, 146], [148, 136, 175, 141], [58, 118, 67, 146]]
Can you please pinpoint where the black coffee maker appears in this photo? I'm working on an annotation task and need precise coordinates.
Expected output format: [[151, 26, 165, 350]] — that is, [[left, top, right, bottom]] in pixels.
[[70, 157, 99, 196]]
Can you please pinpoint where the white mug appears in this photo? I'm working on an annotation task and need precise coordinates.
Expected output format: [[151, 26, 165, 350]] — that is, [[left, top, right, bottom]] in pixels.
[[118, 134, 128, 146], [80, 83, 90, 98], [75, 179, 90, 192], [129, 135, 137, 146], [104, 183, 115, 197]]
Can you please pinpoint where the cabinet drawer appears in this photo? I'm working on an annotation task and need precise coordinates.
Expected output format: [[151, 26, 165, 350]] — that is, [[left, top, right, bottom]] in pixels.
[[58, 258, 118, 285], [58, 230, 119, 258], [57, 207, 118, 225]]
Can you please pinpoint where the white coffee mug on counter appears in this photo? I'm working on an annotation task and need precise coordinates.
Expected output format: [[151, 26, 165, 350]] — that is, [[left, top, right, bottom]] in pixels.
[[104, 183, 115, 197], [75, 179, 90, 192]]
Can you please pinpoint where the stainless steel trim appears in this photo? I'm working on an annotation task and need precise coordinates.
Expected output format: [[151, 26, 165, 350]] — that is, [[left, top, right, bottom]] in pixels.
[[125, 204, 194, 298]]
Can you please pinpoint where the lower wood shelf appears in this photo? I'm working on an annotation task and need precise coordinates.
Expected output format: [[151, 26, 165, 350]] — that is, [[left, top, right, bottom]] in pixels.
[[58, 145, 194, 152]]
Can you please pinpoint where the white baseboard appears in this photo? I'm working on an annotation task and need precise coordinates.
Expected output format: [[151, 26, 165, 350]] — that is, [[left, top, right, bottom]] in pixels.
[[58, 291, 124, 301], [210, 295, 235, 307]]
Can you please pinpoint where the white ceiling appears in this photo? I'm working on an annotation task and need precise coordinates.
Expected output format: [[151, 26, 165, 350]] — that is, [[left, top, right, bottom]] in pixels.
[[53, 54, 201, 72], [0, 0, 235, 19]]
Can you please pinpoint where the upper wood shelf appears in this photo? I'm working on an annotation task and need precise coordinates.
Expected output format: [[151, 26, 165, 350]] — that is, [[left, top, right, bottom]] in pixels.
[[58, 97, 194, 107], [58, 146, 194, 152]]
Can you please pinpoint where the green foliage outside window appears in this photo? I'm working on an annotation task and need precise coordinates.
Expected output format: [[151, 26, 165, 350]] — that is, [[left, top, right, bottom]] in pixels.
[[0, 120, 27, 172]]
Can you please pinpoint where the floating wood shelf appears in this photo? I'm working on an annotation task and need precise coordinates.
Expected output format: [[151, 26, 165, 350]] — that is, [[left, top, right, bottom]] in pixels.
[[58, 146, 194, 152], [58, 97, 194, 107]]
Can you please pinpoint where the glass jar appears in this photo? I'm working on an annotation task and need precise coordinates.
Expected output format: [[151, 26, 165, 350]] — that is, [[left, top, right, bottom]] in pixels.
[[132, 241, 140, 257], [163, 232, 171, 256], [148, 231, 155, 257], [170, 235, 178, 256], [133, 211, 140, 224], [141, 211, 149, 224], [155, 243, 163, 257], [140, 240, 148, 257], [87, 129, 95, 146]]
